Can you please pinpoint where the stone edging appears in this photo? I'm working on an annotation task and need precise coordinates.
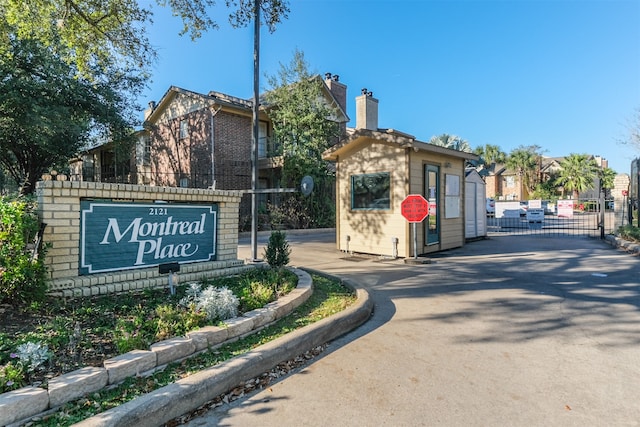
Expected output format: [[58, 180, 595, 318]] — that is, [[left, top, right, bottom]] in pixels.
[[1, 268, 314, 427], [604, 234, 640, 255], [74, 273, 372, 427]]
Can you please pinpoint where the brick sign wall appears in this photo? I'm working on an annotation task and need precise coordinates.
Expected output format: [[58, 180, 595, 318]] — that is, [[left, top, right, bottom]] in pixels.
[[36, 181, 246, 297]]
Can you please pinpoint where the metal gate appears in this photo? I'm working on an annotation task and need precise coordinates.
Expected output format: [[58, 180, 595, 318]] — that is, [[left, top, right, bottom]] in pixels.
[[487, 199, 618, 238]]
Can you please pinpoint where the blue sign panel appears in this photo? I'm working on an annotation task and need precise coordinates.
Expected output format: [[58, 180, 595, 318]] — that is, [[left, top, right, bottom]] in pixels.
[[80, 201, 217, 275]]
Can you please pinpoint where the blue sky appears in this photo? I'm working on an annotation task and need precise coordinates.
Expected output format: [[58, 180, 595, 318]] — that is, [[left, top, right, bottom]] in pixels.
[[140, 0, 640, 174]]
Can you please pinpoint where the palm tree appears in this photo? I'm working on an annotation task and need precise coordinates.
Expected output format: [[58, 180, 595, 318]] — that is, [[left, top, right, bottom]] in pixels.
[[429, 134, 471, 153], [555, 153, 598, 199], [473, 144, 507, 174], [598, 166, 617, 199], [599, 167, 616, 191], [474, 144, 507, 165], [505, 145, 541, 198]]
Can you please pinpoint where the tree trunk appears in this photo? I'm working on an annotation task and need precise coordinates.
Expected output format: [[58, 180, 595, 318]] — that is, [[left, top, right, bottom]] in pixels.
[[19, 168, 40, 195]]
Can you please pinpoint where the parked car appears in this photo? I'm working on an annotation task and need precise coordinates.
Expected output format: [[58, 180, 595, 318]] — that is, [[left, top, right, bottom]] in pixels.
[[486, 198, 495, 215]]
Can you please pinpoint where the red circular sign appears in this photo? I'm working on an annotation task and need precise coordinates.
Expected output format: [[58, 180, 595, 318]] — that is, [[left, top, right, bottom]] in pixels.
[[401, 194, 430, 223]]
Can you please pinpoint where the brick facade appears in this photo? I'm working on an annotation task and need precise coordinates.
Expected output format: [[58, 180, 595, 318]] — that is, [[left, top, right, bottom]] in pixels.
[[213, 111, 253, 191], [145, 108, 254, 193], [148, 108, 213, 188], [72, 77, 349, 231]]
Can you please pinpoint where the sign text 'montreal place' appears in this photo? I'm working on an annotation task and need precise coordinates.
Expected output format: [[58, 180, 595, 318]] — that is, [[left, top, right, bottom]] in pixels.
[[80, 201, 217, 275]]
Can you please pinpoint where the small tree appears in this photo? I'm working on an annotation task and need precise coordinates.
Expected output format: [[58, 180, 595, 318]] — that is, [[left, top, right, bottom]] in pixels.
[[264, 49, 341, 229], [263, 231, 291, 269]]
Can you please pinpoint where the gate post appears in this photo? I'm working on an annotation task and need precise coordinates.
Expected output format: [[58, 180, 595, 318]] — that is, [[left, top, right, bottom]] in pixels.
[[599, 182, 605, 239], [613, 174, 631, 230]]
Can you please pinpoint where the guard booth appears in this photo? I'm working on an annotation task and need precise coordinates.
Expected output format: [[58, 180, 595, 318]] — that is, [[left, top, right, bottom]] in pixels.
[[323, 114, 478, 258]]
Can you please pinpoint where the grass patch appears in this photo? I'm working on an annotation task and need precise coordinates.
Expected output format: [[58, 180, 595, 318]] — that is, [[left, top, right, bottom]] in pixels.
[[25, 273, 356, 426]]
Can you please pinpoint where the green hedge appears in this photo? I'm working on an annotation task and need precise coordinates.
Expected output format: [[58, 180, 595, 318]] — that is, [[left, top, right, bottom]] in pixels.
[[0, 196, 48, 306]]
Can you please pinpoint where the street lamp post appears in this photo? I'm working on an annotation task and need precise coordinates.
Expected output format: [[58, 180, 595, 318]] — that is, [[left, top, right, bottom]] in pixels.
[[250, 0, 261, 262]]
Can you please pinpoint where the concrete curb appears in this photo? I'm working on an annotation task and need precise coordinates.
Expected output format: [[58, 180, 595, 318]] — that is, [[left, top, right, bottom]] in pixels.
[[73, 273, 372, 427], [604, 234, 640, 255], [238, 228, 335, 239]]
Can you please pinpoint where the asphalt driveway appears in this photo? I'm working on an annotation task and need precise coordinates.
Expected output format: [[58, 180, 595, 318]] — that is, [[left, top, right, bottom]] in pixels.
[[187, 232, 640, 426]]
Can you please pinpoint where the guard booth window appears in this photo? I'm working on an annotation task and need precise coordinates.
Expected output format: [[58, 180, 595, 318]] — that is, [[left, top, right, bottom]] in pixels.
[[351, 172, 390, 210]]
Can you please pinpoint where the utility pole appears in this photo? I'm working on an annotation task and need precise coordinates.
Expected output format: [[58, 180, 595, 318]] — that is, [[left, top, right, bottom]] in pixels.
[[250, 0, 261, 261]]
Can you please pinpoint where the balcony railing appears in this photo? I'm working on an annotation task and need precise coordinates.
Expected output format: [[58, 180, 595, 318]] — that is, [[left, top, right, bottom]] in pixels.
[[259, 137, 282, 159]]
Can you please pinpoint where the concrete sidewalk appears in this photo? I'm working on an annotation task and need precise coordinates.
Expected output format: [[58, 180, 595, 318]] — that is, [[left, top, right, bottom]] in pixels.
[[188, 232, 640, 426]]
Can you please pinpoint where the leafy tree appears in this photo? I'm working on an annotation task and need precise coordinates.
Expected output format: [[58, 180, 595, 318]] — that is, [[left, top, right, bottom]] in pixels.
[[0, 0, 290, 85], [0, 0, 290, 193], [429, 134, 471, 153], [0, 35, 134, 194], [505, 145, 543, 197], [531, 174, 560, 200], [554, 153, 598, 199], [263, 49, 341, 228]]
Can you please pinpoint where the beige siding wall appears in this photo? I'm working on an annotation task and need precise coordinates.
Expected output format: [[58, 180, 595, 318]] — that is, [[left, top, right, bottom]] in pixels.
[[36, 180, 245, 297], [408, 152, 467, 255], [336, 140, 409, 257]]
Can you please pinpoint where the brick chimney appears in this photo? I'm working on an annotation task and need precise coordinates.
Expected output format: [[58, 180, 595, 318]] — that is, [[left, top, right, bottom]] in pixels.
[[356, 88, 378, 131], [324, 72, 347, 114], [324, 72, 348, 137]]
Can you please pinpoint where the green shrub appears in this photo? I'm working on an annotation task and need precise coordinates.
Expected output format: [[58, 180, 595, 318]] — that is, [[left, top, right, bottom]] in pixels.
[[0, 362, 24, 393], [113, 318, 149, 354], [155, 304, 207, 341], [240, 280, 275, 312], [617, 225, 640, 243], [263, 231, 291, 269], [0, 196, 48, 306]]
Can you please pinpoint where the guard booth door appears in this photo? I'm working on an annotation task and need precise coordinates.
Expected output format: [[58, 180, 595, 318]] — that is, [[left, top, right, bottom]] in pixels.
[[425, 164, 440, 245]]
